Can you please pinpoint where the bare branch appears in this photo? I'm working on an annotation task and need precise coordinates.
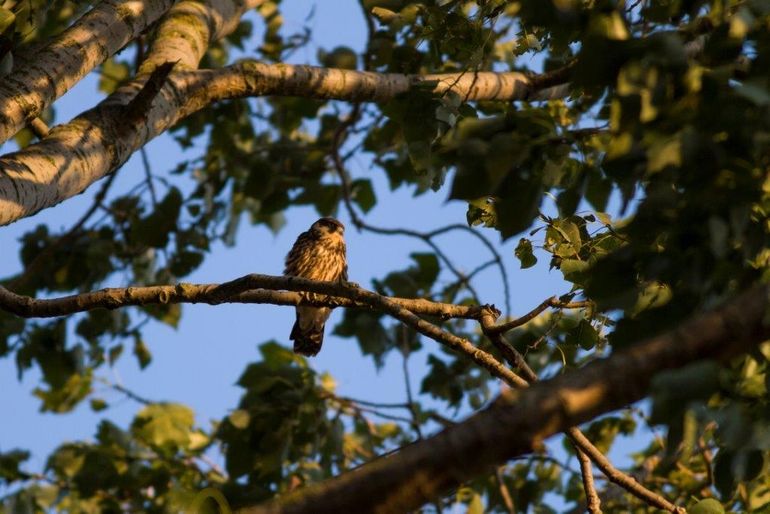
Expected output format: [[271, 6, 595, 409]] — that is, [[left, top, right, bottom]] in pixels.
[[575, 445, 603, 514], [237, 285, 770, 514], [27, 118, 50, 139], [0, 273, 486, 320], [489, 296, 592, 335], [495, 467, 516, 514], [566, 427, 684, 512]]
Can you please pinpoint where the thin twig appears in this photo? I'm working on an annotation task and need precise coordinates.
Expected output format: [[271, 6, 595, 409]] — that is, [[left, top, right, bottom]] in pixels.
[[27, 117, 50, 139], [110, 382, 153, 405], [489, 296, 591, 335], [495, 466, 515, 514], [140, 147, 158, 206], [575, 445, 603, 514], [8, 171, 120, 291]]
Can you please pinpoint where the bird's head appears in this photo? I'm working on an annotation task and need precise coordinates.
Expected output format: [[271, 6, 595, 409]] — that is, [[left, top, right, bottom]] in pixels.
[[310, 217, 345, 238]]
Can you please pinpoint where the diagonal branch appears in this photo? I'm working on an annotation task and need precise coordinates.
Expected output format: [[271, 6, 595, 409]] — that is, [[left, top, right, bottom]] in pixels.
[[0, 0, 176, 145], [481, 315, 685, 512], [236, 284, 770, 514], [138, 0, 264, 75], [575, 445, 602, 514]]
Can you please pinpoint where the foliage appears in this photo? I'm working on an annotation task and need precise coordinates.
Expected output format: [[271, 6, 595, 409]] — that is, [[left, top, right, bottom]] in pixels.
[[1, 0, 770, 512]]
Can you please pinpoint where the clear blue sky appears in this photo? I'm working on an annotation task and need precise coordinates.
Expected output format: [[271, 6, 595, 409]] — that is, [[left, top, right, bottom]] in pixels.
[[0, 1, 645, 506]]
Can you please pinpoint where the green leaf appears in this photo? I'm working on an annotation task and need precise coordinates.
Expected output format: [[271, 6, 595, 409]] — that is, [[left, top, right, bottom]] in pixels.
[[133, 336, 152, 369], [99, 58, 130, 94], [650, 361, 720, 425], [228, 409, 251, 429], [131, 187, 183, 248], [467, 492, 484, 514], [559, 259, 590, 283], [690, 499, 725, 514], [0, 8, 15, 33], [466, 198, 496, 227], [713, 450, 737, 498], [0, 449, 30, 484], [131, 403, 195, 452], [34, 372, 92, 413], [351, 179, 376, 213], [89, 398, 108, 412], [514, 238, 537, 269], [333, 310, 391, 367], [566, 319, 599, 350], [318, 46, 358, 69]]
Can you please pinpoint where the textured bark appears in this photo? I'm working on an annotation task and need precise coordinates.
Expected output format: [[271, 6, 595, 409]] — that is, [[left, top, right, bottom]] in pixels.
[[0, 0, 175, 145], [139, 0, 263, 75], [237, 285, 770, 514], [0, 62, 564, 226], [0, 273, 486, 320]]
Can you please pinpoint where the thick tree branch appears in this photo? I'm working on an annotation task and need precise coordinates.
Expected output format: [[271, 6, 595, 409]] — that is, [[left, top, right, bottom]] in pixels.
[[0, 0, 176, 145], [0, 62, 568, 226], [237, 285, 770, 514], [139, 0, 263, 75]]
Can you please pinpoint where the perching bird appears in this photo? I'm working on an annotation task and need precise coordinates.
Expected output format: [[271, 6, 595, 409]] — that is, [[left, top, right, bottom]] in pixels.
[[284, 217, 347, 356]]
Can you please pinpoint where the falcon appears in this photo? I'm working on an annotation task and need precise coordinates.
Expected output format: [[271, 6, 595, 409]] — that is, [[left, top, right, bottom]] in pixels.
[[284, 217, 347, 356]]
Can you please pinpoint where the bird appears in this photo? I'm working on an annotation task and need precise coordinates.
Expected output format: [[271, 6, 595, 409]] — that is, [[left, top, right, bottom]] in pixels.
[[284, 217, 348, 356]]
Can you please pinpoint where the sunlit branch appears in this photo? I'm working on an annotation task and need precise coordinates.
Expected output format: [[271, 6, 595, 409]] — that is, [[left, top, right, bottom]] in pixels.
[[0, 274, 486, 320], [0, 0, 176, 144], [575, 445, 603, 514], [489, 296, 592, 335], [0, 62, 571, 226]]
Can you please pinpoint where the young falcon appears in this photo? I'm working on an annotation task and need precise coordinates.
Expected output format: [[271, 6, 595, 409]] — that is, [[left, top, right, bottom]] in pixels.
[[284, 217, 348, 356]]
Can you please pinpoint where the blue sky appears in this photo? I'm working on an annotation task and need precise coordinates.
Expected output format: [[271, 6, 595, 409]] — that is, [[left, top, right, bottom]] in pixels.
[[0, 1, 646, 507]]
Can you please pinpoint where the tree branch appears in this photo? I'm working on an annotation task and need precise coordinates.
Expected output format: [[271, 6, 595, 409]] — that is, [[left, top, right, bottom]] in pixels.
[[0, 62, 569, 226], [575, 445, 602, 514], [488, 296, 592, 335], [0, 273, 522, 388], [0, 273, 486, 320], [138, 0, 264, 75], [236, 284, 770, 514], [0, 0, 176, 144]]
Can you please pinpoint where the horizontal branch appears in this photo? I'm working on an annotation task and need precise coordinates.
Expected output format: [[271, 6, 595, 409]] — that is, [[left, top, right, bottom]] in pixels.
[[0, 0, 175, 145], [489, 296, 592, 335], [0, 274, 485, 320], [0, 62, 571, 226], [238, 285, 770, 514], [0, 273, 525, 387]]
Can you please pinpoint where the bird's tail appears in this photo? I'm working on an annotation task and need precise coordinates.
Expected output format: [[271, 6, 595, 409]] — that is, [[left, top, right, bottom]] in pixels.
[[290, 319, 325, 356]]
